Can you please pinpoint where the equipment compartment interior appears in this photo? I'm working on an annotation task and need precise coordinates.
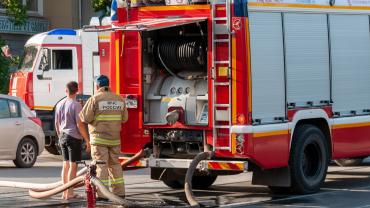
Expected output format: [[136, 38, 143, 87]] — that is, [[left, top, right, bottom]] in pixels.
[[141, 21, 208, 126]]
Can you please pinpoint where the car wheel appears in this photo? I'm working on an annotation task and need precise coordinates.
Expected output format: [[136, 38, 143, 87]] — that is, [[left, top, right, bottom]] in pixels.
[[13, 138, 38, 168], [289, 124, 329, 194]]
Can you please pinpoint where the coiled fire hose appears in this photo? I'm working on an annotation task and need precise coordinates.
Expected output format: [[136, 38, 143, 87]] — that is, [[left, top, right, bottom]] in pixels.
[[184, 151, 214, 208]]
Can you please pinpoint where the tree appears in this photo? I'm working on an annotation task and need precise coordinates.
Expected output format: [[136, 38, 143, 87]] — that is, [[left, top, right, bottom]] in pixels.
[[0, 0, 27, 93], [92, 0, 112, 15]]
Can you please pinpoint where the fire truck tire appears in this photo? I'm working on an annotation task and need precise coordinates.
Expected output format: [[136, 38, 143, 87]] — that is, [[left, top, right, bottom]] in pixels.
[[162, 178, 184, 189], [289, 124, 329, 194], [162, 175, 217, 189], [13, 138, 38, 168], [192, 175, 217, 189], [334, 158, 365, 167]]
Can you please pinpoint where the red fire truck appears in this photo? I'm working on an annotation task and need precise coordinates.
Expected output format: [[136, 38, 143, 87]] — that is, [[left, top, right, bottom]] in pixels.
[[103, 0, 370, 194], [11, 0, 370, 196]]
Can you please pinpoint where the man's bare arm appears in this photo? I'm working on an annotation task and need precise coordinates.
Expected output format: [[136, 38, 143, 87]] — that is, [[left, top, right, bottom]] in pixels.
[[77, 118, 90, 152]]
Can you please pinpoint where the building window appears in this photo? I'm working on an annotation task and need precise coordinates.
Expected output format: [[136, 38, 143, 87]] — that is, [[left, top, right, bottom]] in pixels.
[[26, 0, 38, 12]]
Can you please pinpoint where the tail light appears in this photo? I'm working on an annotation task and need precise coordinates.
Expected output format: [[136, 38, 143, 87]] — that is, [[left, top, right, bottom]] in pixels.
[[28, 117, 42, 127], [25, 72, 34, 109]]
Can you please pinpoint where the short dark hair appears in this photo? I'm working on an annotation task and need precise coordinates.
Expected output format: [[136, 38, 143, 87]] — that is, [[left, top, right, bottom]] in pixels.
[[66, 81, 78, 95]]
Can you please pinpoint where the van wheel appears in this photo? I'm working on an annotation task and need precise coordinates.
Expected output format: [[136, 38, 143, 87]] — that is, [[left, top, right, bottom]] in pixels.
[[289, 124, 329, 194], [13, 138, 38, 168], [45, 137, 61, 155], [334, 158, 365, 167]]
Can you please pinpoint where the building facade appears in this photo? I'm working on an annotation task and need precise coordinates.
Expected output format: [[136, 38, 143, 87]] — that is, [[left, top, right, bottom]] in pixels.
[[0, 0, 96, 56]]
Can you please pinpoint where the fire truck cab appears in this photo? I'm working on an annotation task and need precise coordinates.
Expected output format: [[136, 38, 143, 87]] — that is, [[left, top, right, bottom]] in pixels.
[[9, 26, 111, 155]]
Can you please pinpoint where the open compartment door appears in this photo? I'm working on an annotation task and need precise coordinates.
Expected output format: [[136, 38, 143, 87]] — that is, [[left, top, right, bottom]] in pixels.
[[112, 17, 208, 31]]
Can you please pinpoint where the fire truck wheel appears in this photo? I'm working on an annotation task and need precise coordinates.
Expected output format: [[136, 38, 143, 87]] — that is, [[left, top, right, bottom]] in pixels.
[[162, 178, 184, 189], [192, 175, 217, 189], [162, 175, 217, 189], [13, 138, 38, 168], [289, 124, 329, 194], [334, 158, 365, 167]]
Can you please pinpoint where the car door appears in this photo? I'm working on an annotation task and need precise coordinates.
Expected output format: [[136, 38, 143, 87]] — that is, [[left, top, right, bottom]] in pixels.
[[34, 47, 78, 110], [0, 98, 24, 159]]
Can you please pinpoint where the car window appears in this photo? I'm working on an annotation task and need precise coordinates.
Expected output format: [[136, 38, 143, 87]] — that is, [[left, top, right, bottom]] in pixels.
[[8, 100, 21, 118], [0, 99, 10, 119]]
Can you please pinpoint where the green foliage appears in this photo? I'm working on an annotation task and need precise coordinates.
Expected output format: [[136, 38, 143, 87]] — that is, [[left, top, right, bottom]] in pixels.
[[0, 0, 27, 94], [1, 0, 28, 25], [0, 40, 11, 94], [92, 0, 112, 14]]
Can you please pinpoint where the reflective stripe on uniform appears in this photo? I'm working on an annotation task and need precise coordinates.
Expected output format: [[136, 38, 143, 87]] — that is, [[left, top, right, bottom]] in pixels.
[[95, 114, 122, 121], [110, 177, 124, 185], [100, 179, 110, 186], [91, 137, 120, 146]]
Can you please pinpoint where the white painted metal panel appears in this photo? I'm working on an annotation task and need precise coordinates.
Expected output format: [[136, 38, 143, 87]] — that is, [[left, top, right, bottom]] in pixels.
[[330, 15, 370, 115], [81, 30, 99, 95], [284, 13, 330, 107], [249, 12, 286, 123]]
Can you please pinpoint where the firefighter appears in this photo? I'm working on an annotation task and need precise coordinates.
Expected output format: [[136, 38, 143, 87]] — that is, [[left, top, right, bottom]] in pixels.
[[79, 75, 128, 198]]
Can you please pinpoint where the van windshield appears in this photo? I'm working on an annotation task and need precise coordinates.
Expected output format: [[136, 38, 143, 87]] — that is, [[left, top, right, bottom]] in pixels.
[[17, 46, 39, 72]]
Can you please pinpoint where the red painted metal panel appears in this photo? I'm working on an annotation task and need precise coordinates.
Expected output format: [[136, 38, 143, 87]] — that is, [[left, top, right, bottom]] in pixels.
[[252, 133, 290, 169], [332, 126, 370, 159]]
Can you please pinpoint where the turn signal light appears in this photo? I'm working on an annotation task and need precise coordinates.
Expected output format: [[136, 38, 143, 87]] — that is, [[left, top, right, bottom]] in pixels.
[[237, 114, 246, 125]]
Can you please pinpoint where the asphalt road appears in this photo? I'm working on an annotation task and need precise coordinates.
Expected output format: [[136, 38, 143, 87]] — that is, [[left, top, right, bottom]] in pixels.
[[1, 152, 370, 207]]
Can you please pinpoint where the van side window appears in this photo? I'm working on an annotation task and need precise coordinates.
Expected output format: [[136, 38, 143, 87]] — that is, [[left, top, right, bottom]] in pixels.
[[0, 99, 10, 119], [52, 50, 73, 70], [8, 100, 21, 118]]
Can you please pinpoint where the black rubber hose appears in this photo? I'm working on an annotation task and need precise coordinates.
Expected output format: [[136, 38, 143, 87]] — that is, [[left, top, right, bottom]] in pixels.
[[156, 39, 206, 80], [184, 151, 214, 208]]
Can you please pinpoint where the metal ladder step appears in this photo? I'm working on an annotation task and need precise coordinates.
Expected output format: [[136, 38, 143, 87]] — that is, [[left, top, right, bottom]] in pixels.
[[214, 60, 230, 64], [215, 39, 230, 43], [214, 17, 227, 21], [215, 146, 232, 151], [214, 125, 231, 129], [215, 82, 230, 86], [214, 104, 230, 107]]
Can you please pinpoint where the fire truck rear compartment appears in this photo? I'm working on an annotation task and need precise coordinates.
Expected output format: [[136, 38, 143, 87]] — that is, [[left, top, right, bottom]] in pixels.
[[141, 22, 208, 157]]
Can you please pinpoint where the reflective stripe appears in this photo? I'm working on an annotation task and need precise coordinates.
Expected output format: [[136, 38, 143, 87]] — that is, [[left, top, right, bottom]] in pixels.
[[110, 177, 124, 185], [100, 179, 110, 186], [95, 114, 122, 121], [100, 178, 124, 185], [91, 137, 120, 146]]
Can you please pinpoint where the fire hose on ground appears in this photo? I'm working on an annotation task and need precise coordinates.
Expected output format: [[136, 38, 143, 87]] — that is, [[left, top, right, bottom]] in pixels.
[[0, 149, 211, 207], [0, 148, 150, 191], [184, 151, 214, 208], [29, 172, 168, 208], [0, 167, 88, 191]]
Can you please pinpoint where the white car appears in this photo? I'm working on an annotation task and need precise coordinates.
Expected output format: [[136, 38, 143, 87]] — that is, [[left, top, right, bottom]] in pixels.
[[0, 94, 45, 168]]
